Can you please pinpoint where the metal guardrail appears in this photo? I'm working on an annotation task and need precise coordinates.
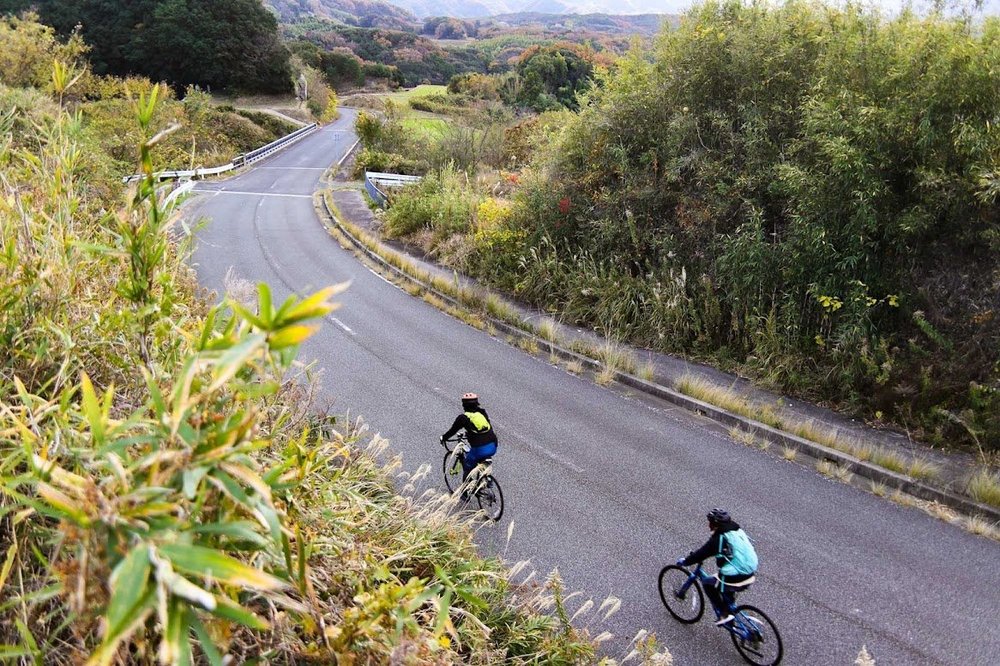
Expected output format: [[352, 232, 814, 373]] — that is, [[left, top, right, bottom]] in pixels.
[[123, 123, 318, 183], [364, 171, 423, 209]]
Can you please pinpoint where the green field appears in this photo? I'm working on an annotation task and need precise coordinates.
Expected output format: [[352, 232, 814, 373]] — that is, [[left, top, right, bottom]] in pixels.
[[385, 84, 447, 103], [400, 116, 449, 141]]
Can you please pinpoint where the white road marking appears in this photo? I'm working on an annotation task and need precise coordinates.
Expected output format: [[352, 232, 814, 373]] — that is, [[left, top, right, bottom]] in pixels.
[[197, 190, 312, 199], [331, 317, 355, 335], [255, 166, 327, 170], [338, 139, 361, 166]]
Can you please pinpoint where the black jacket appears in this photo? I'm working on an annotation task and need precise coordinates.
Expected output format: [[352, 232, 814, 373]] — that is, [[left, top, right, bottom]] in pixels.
[[681, 519, 746, 575], [442, 408, 497, 447]]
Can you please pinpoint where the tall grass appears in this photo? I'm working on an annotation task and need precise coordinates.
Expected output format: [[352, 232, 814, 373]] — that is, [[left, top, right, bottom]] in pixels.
[[0, 55, 618, 662]]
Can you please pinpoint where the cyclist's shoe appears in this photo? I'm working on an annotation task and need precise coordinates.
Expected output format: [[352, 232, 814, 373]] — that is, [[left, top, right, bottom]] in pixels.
[[715, 614, 735, 626]]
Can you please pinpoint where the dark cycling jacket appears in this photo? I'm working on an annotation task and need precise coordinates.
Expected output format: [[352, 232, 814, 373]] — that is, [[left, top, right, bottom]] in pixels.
[[443, 408, 497, 447], [681, 519, 757, 580]]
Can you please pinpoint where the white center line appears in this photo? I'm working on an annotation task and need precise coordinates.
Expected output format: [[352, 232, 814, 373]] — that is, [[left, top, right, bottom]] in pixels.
[[196, 190, 312, 199], [331, 317, 355, 335], [255, 166, 327, 170]]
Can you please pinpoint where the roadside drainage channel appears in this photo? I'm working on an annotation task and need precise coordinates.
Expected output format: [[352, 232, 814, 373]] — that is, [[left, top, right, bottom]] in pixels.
[[318, 191, 1000, 526]]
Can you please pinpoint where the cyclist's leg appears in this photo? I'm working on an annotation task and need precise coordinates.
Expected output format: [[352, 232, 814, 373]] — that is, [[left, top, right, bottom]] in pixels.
[[698, 571, 725, 617]]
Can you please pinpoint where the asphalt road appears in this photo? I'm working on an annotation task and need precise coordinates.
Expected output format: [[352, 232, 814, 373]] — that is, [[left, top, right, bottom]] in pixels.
[[187, 110, 1000, 665]]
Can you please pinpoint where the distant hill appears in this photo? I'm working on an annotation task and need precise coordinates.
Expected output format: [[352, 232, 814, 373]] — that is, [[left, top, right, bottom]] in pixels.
[[490, 11, 666, 35], [265, 0, 418, 30], [387, 0, 687, 18]]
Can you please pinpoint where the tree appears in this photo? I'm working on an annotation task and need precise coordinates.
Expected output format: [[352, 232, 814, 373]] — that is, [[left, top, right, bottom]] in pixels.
[[28, 0, 291, 93]]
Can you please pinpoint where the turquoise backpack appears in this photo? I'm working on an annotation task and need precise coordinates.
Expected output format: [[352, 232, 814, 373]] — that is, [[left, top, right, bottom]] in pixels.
[[719, 528, 758, 577]]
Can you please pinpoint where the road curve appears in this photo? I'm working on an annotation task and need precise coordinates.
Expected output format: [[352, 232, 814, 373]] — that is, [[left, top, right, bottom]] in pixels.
[[187, 109, 999, 665]]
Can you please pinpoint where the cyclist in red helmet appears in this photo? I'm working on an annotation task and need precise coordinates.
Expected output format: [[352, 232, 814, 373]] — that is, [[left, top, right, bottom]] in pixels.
[[441, 393, 499, 479]]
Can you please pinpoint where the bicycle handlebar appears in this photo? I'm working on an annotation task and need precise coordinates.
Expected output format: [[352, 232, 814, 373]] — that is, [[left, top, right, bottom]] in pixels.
[[441, 433, 467, 451]]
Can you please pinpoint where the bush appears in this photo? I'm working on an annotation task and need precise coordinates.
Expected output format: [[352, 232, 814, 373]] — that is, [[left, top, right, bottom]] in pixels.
[[352, 148, 430, 178], [471, 1, 1000, 450], [384, 168, 481, 238]]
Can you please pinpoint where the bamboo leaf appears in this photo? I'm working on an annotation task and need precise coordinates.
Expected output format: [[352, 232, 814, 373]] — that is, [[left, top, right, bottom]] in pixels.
[[189, 615, 224, 666], [206, 595, 270, 630], [160, 597, 193, 666], [36, 482, 90, 526], [106, 545, 153, 632], [256, 283, 273, 325], [80, 373, 105, 446], [278, 284, 346, 325], [158, 544, 286, 591], [266, 324, 319, 350], [190, 521, 269, 549], [207, 334, 266, 393]]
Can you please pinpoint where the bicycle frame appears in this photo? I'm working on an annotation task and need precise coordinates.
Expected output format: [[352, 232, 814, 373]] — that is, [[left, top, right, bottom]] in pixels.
[[684, 565, 763, 643]]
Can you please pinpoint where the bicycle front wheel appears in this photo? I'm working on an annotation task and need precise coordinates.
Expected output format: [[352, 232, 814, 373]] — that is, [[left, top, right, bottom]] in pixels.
[[657, 565, 704, 624], [442, 450, 463, 494], [476, 475, 504, 521], [729, 604, 783, 666]]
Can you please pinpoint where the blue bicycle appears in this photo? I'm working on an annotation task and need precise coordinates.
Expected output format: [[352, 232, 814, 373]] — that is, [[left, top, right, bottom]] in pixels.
[[658, 562, 783, 665]]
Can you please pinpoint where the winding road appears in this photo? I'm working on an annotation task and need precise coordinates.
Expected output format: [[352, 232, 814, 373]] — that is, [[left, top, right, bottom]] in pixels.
[[187, 109, 999, 665]]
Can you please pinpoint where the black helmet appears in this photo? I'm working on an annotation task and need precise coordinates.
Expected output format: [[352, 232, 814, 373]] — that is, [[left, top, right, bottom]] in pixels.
[[707, 508, 731, 525]]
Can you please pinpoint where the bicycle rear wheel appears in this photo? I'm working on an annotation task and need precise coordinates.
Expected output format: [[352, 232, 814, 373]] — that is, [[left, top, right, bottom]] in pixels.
[[476, 475, 504, 521], [657, 565, 704, 624], [442, 450, 463, 494], [729, 604, 783, 666]]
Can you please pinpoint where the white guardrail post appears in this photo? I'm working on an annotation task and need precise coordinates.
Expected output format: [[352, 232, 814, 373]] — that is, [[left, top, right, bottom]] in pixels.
[[122, 122, 318, 183]]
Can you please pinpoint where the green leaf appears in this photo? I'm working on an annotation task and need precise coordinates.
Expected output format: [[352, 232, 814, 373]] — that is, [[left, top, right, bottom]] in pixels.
[[182, 467, 210, 500], [158, 544, 286, 591], [267, 324, 319, 350], [278, 284, 345, 325], [190, 615, 224, 666], [207, 595, 270, 630], [161, 598, 193, 666], [229, 300, 269, 331], [190, 521, 269, 548], [207, 334, 266, 393], [80, 372, 105, 447], [106, 546, 153, 633], [257, 283, 273, 326]]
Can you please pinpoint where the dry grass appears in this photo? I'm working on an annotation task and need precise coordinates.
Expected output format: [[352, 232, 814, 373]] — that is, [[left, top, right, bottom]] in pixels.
[[967, 470, 1000, 509], [638, 360, 656, 382], [536, 319, 560, 343], [518, 337, 540, 355], [729, 427, 758, 448], [782, 446, 797, 461], [966, 515, 1000, 540], [486, 323, 497, 336], [565, 360, 584, 375], [486, 293, 517, 323], [906, 457, 941, 482], [871, 447, 909, 475], [403, 282, 423, 297], [595, 365, 617, 386], [422, 292, 447, 310], [870, 480, 888, 497], [817, 459, 835, 477]]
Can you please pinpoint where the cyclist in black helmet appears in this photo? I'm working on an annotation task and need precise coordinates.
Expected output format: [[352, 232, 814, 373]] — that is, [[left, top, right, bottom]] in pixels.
[[677, 508, 759, 625], [441, 393, 498, 479]]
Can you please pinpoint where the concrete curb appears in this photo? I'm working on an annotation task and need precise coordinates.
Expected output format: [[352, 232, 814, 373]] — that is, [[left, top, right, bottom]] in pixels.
[[318, 190, 1000, 526]]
